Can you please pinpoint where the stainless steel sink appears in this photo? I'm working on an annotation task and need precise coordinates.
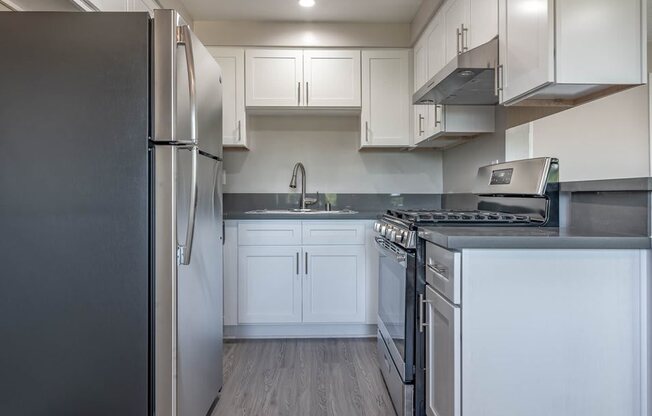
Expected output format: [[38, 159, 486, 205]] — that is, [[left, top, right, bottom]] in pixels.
[[245, 208, 358, 215]]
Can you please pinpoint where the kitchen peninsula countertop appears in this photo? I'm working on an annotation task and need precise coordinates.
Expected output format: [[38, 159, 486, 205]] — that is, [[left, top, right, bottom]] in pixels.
[[418, 226, 652, 250]]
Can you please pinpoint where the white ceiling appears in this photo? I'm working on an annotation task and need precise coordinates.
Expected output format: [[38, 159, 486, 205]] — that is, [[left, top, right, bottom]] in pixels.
[[181, 0, 423, 23]]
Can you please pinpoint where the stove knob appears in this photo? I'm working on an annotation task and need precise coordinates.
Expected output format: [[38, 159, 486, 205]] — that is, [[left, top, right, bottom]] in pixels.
[[380, 224, 387, 236], [402, 231, 410, 244], [373, 222, 381, 232], [394, 231, 403, 244], [389, 230, 397, 241]]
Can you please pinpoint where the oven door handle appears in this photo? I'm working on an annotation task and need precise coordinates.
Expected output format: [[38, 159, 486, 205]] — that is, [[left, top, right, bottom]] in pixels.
[[373, 237, 407, 269]]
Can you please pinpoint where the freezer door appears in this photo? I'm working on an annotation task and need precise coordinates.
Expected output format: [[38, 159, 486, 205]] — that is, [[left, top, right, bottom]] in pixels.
[[177, 150, 224, 416], [152, 146, 223, 416], [153, 9, 223, 158]]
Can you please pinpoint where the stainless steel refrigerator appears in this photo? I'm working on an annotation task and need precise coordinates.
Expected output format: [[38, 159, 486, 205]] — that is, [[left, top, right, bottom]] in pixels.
[[0, 10, 224, 416]]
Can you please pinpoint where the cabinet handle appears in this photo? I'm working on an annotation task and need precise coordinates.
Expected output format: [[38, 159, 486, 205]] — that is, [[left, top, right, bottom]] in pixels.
[[461, 24, 468, 52], [418, 114, 424, 135], [298, 82, 301, 106], [497, 64, 504, 97], [296, 252, 300, 275], [434, 105, 442, 127], [456, 27, 461, 55], [365, 121, 369, 142], [306, 82, 309, 106], [237, 120, 241, 142], [419, 293, 432, 332], [305, 252, 308, 275]]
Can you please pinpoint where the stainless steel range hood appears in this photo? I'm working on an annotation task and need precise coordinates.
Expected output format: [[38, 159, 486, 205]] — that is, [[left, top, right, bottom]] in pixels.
[[413, 37, 499, 106]]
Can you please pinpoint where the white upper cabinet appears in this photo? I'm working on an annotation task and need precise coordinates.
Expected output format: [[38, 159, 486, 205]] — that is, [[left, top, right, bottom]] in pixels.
[[414, 36, 429, 92], [209, 47, 247, 148], [414, 0, 497, 93], [498, 0, 646, 105], [361, 50, 411, 148], [303, 50, 361, 107], [245, 49, 304, 107], [245, 49, 361, 108]]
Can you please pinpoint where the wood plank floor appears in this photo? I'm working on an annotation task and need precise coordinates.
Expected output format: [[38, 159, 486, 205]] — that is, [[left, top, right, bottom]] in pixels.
[[211, 338, 396, 416]]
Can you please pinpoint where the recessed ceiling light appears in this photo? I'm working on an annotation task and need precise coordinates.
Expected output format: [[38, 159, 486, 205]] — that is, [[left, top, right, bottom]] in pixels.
[[299, 0, 315, 8]]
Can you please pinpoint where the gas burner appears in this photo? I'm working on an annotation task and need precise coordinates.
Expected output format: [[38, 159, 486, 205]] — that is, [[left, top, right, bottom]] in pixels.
[[386, 209, 534, 225]]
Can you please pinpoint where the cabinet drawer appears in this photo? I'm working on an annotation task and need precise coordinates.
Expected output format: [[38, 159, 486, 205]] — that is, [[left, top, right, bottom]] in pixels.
[[425, 242, 461, 305], [302, 221, 366, 245], [238, 221, 302, 246]]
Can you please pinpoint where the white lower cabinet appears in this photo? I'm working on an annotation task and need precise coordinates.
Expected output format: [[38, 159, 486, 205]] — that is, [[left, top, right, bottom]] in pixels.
[[303, 246, 365, 323], [238, 245, 302, 323], [231, 221, 373, 332]]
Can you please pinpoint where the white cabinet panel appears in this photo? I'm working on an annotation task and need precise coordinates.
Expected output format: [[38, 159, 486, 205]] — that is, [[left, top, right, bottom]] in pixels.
[[468, 0, 498, 50], [303, 50, 361, 107], [303, 246, 366, 323], [245, 49, 303, 107], [499, 0, 554, 103], [555, 0, 642, 84], [361, 50, 411, 147], [209, 47, 247, 148], [238, 246, 302, 323], [443, 0, 470, 64], [414, 37, 428, 92], [426, 13, 447, 80], [425, 284, 461, 416], [302, 221, 366, 245], [237, 221, 302, 246]]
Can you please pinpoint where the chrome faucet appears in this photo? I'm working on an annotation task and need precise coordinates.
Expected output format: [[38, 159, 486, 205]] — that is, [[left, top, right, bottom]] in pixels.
[[289, 162, 317, 210]]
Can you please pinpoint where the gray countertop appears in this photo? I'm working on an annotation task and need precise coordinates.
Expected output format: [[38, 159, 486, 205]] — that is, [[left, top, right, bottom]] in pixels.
[[224, 211, 380, 220], [418, 226, 651, 250]]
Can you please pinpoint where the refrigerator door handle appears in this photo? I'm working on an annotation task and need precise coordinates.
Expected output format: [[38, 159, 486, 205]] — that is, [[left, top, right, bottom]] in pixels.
[[177, 145, 198, 265], [176, 25, 198, 144]]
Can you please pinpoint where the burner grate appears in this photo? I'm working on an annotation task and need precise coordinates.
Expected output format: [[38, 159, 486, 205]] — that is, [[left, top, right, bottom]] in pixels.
[[386, 209, 535, 225]]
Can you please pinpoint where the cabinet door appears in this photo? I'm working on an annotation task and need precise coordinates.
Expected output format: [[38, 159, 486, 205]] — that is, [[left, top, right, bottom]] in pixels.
[[443, 0, 470, 64], [431, 104, 445, 137], [361, 50, 411, 147], [303, 50, 361, 107], [425, 285, 461, 416], [468, 0, 498, 50], [303, 246, 366, 323], [414, 105, 430, 144], [414, 36, 428, 92], [426, 12, 447, 79], [209, 47, 247, 147], [238, 246, 302, 323], [245, 49, 303, 107], [499, 0, 554, 103]]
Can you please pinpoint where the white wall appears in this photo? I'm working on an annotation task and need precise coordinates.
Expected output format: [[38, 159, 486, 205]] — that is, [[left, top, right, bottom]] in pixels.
[[223, 115, 443, 194], [529, 84, 650, 182], [194, 20, 411, 48]]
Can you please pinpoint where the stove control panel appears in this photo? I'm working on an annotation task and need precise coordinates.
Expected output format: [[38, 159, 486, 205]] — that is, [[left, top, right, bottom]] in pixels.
[[373, 220, 416, 249]]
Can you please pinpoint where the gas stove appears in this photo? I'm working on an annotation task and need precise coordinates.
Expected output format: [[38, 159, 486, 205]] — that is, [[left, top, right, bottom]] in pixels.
[[373, 157, 559, 249]]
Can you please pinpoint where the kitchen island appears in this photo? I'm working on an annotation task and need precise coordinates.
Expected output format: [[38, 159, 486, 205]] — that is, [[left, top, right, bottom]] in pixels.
[[418, 228, 649, 416]]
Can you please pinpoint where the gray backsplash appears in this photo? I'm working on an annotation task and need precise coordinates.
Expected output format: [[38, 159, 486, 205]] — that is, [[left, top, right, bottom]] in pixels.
[[225, 178, 652, 237], [224, 193, 442, 215]]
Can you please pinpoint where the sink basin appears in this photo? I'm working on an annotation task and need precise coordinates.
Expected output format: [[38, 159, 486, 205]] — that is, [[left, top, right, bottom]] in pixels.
[[245, 208, 358, 215]]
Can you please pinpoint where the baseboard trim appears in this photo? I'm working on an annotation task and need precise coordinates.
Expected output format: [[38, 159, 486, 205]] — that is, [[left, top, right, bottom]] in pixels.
[[224, 324, 378, 339]]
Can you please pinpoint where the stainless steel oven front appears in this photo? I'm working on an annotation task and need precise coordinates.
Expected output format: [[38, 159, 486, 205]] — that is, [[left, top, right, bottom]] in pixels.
[[374, 236, 416, 416]]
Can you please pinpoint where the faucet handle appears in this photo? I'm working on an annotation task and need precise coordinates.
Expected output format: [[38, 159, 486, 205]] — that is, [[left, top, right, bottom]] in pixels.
[[304, 191, 319, 206]]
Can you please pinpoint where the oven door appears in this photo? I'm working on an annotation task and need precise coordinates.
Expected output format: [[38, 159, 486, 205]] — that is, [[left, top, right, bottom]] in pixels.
[[374, 237, 416, 383]]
